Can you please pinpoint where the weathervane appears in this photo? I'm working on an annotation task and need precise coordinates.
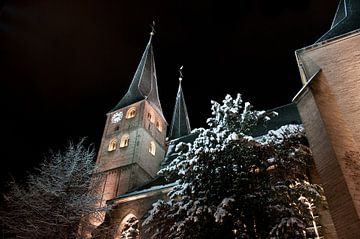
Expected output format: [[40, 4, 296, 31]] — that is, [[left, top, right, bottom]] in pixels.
[[150, 21, 156, 36], [179, 65, 184, 82]]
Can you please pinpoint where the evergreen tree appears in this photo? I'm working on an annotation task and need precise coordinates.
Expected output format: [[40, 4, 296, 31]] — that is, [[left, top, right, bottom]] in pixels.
[[0, 139, 108, 239], [143, 94, 324, 239], [121, 216, 139, 239]]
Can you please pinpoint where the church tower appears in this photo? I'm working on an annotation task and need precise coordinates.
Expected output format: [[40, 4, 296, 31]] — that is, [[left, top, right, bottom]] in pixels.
[[90, 67, 192, 239], [293, 1, 360, 238], [95, 31, 167, 205], [168, 67, 191, 140]]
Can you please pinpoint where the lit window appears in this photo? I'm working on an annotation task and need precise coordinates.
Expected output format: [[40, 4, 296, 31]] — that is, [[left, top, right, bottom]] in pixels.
[[147, 112, 154, 123], [156, 121, 162, 132], [120, 134, 129, 148], [108, 138, 117, 151], [126, 107, 136, 119], [149, 141, 156, 156]]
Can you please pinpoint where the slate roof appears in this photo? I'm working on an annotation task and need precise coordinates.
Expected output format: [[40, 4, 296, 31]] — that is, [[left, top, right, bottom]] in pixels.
[[317, 0, 360, 42], [250, 103, 302, 137], [168, 80, 191, 140], [111, 34, 164, 120], [163, 132, 199, 165], [165, 103, 301, 166]]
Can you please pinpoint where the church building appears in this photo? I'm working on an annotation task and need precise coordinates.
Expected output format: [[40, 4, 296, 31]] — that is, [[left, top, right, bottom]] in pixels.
[[90, 28, 303, 237], [89, 0, 360, 238], [91, 29, 193, 238]]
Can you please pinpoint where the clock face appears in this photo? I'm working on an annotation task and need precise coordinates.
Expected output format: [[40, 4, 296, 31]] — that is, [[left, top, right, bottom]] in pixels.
[[111, 111, 123, 123]]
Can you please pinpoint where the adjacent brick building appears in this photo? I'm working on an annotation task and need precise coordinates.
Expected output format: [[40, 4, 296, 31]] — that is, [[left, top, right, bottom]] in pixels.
[[294, 0, 360, 238]]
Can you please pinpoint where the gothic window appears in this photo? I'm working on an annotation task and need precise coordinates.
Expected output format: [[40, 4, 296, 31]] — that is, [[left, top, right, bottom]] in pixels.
[[156, 121, 162, 132], [126, 107, 136, 119], [149, 141, 156, 156], [147, 112, 154, 123], [119, 214, 139, 239], [108, 138, 117, 151], [120, 134, 129, 148], [114, 125, 120, 131]]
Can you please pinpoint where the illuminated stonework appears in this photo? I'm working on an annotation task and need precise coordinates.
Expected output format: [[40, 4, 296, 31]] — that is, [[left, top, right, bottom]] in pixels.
[[88, 30, 193, 239], [294, 27, 360, 239]]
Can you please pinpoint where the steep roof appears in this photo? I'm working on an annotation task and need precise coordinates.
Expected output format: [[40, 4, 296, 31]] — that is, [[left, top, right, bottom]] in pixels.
[[168, 74, 191, 140], [317, 0, 360, 42], [111, 33, 164, 119]]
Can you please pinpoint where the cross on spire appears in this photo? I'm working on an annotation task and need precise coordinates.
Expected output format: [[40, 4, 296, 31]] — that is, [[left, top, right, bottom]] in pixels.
[[179, 65, 183, 81], [150, 21, 156, 36]]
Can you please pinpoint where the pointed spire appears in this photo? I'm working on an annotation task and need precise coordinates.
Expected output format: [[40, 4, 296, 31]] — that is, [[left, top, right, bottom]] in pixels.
[[317, 0, 360, 42], [112, 22, 164, 119], [169, 66, 191, 140]]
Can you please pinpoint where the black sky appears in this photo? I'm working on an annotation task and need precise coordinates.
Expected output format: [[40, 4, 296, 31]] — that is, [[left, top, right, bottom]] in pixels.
[[0, 0, 339, 187]]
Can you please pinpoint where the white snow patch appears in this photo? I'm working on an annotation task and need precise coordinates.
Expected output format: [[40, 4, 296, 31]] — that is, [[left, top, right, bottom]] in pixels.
[[214, 197, 235, 223]]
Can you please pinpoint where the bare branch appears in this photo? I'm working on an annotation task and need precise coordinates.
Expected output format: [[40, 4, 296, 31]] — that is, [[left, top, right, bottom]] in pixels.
[[0, 139, 110, 239]]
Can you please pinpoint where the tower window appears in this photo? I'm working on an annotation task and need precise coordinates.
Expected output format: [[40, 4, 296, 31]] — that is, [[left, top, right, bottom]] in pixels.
[[147, 112, 154, 123], [149, 141, 156, 156], [126, 107, 136, 119], [120, 134, 129, 148], [114, 125, 120, 131], [108, 139, 117, 151], [156, 121, 162, 132]]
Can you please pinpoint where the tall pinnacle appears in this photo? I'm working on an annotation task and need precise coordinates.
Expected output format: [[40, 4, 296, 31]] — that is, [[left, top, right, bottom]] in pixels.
[[112, 23, 163, 119], [317, 0, 360, 42], [169, 66, 191, 140]]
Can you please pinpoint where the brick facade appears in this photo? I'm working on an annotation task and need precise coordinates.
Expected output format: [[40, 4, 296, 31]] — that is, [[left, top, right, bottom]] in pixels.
[[295, 31, 360, 238]]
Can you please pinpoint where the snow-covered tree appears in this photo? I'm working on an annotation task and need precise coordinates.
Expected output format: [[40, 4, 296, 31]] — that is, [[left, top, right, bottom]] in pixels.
[[0, 139, 108, 239], [143, 94, 324, 239], [121, 216, 139, 239]]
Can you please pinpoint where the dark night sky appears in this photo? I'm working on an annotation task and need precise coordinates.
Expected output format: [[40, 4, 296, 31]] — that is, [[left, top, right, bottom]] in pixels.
[[0, 0, 339, 187]]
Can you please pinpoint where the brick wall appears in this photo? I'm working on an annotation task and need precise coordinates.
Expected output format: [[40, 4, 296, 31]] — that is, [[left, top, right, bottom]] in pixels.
[[295, 32, 360, 238]]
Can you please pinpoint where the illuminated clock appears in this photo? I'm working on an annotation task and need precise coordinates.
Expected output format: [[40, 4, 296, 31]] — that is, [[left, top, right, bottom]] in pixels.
[[111, 112, 123, 123]]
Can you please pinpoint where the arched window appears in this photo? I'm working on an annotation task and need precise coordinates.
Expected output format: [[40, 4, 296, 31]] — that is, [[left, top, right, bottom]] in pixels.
[[120, 134, 129, 148], [147, 112, 154, 123], [156, 121, 162, 132], [118, 214, 139, 239], [114, 125, 120, 131], [126, 107, 136, 119], [149, 141, 156, 156], [108, 138, 117, 151]]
